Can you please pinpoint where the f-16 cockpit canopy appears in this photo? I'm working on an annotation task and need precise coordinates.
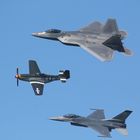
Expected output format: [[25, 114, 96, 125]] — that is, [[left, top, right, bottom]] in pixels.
[[45, 29, 62, 33], [64, 114, 80, 118]]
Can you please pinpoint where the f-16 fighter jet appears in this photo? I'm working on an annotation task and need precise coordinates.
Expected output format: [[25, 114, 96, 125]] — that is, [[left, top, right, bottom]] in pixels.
[[32, 18, 133, 61], [49, 109, 132, 137], [15, 60, 70, 95]]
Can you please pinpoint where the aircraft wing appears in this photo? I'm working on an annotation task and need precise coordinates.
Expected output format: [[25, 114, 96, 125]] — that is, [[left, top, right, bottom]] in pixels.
[[90, 125, 111, 138], [87, 110, 105, 120], [30, 82, 44, 95], [79, 21, 102, 34], [29, 60, 41, 74], [79, 42, 114, 61]]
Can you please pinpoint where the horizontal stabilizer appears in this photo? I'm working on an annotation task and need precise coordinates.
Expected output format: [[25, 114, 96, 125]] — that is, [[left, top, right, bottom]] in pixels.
[[103, 35, 125, 52], [116, 128, 128, 136], [59, 70, 70, 82]]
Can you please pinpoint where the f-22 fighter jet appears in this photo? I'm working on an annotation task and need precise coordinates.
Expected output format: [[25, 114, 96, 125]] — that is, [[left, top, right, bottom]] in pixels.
[[15, 60, 70, 95], [32, 18, 133, 62], [50, 109, 132, 138]]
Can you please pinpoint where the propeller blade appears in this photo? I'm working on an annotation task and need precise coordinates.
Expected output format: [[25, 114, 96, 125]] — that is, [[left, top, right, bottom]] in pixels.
[[17, 78, 19, 86], [16, 67, 19, 75], [16, 67, 19, 87]]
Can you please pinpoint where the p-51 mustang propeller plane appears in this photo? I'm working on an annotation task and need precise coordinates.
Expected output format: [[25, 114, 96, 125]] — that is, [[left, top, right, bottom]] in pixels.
[[15, 60, 70, 95]]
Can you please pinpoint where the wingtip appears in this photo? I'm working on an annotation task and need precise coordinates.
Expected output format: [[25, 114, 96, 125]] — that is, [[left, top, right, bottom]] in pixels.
[[125, 110, 133, 113], [123, 48, 134, 56], [90, 108, 104, 111], [98, 135, 112, 138]]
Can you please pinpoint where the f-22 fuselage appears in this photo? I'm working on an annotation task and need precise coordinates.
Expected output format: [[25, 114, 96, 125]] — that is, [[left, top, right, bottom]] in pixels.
[[32, 19, 133, 62]]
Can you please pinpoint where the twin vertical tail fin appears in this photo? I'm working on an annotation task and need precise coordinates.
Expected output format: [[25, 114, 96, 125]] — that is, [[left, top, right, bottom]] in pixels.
[[102, 19, 128, 39], [102, 18, 119, 34], [102, 19, 133, 55]]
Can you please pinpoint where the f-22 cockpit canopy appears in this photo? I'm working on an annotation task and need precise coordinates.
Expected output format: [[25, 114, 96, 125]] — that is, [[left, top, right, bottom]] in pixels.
[[45, 29, 62, 33]]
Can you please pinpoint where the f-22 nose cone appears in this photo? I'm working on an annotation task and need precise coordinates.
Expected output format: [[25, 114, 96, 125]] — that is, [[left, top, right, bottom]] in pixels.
[[32, 32, 46, 37]]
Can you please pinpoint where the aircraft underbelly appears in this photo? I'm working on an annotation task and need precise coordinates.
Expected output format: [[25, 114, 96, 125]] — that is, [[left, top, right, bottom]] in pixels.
[[58, 33, 108, 46]]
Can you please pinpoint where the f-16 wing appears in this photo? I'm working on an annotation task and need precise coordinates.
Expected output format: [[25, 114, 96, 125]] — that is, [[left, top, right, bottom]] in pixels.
[[90, 125, 111, 138], [30, 81, 44, 95], [87, 109, 105, 120], [29, 60, 41, 74]]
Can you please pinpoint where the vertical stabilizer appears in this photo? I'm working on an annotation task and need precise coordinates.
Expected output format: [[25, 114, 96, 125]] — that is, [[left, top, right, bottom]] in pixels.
[[102, 18, 118, 34], [112, 110, 132, 123]]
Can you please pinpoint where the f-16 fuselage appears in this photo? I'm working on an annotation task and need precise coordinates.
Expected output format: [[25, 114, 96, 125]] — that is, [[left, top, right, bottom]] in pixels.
[[50, 114, 126, 130], [50, 110, 132, 137]]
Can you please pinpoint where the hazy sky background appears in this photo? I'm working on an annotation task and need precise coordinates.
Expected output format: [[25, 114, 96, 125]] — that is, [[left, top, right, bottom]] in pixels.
[[0, 0, 140, 140]]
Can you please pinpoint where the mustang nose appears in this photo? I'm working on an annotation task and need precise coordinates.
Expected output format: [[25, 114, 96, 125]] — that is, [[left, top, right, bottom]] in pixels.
[[15, 75, 18, 78], [15, 74, 20, 78]]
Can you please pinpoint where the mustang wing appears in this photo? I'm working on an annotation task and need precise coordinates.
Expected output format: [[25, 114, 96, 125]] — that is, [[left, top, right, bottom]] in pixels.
[[29, 60, 41, 74], [30, 82, 44, 95]]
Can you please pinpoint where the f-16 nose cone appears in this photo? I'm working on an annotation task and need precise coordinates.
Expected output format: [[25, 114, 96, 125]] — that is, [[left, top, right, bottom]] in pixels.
[[49, 116, 63, 121], [49, 116, 72, 122]]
